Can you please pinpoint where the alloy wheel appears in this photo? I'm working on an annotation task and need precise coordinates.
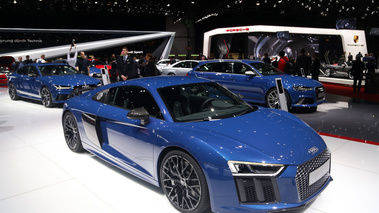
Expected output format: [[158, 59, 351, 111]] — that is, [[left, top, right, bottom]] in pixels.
[[41, 87, 52, 107], [161, 152, 205, 212], [63, 112, 83, 152]]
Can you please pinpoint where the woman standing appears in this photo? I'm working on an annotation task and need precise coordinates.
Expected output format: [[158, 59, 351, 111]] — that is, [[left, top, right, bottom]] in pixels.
[[144, 53, 158, 77]]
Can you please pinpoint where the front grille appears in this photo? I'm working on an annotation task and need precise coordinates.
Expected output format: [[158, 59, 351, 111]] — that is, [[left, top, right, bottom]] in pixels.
[[234, 177, 280, 204], [69, 84, 98, 98], [295, 149, 331, 201], [315, 86, 325, 101]]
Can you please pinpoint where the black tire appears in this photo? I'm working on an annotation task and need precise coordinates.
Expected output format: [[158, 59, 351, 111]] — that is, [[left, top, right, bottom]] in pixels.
[[63, 112, 84, 153], [324, 68, 333, 77], [8, 83, 20, 100], [348, 70, 354, 79], [41, 87, 53, 108], [160, 150, 210, 213], [168, 72, 176, 76], [265, 88, 291, 109]]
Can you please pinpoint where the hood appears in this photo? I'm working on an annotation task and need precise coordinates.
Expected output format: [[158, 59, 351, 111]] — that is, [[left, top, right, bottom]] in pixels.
[[41, 74, 100, 86], [264, 74, 323, 88], [184, 107, 326, 165]]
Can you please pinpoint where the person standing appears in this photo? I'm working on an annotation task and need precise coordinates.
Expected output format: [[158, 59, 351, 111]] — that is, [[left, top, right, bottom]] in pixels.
[[75, 52, 90, 76], [278, 51, 289, 73], [263, 53, 271, 65], [351, 56, 365, 93], [67, 43, 78, 68], [24, 55, 33, 64], [310, 53, 320, 81], [144, 53, 158, 77], [36, 54, 46, 63], [295, 49, 311, 77], [116, 47, 138, 81], [12, 56, 24, 71], [347, 52, 353, 63]]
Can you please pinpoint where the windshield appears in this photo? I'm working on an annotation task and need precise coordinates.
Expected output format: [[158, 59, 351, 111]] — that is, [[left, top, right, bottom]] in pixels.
[[250, 63, 284, 76], [158, 82, 256, 122], [38, 65, 78, 76]]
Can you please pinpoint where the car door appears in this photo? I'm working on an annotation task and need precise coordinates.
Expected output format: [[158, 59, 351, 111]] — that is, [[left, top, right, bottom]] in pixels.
[[13, 65, 29, 95], [172, 61, 194, 76], [227, 62, 266, 102], [91, 86, 163, 178], [25, 65, 43, 98]]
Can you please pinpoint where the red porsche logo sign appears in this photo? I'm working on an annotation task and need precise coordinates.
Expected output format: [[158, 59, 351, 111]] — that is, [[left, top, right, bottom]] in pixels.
[[226, 28, 249, 32]]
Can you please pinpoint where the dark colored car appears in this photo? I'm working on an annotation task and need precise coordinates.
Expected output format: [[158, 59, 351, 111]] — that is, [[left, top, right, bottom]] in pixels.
[[323, 61, 353, 79], [8, 63, 101, 107], [62, 76, 331, 213], [187, 59, 325, 110]]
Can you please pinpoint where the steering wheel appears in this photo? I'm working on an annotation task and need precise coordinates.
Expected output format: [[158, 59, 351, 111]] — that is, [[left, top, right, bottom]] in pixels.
[[200, 98, 215, 111]]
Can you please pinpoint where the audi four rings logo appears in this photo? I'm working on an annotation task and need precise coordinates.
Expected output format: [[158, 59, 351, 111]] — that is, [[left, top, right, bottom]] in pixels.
[[82, 85, 90, 89], [226, 28, 249, 32], [308, 146, 319, 155]]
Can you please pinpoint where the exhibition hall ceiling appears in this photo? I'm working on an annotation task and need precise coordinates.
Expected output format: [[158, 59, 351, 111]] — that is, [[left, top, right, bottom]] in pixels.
[[1, 0, 378, 23]]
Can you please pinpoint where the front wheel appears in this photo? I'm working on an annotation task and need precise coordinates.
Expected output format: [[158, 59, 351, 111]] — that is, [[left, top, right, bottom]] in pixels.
[[348, 70, 354, 79], [266, 88, 290, 109], [160, 150, 210, 213], [324, 68, 333, 77], [63, 112, 84, 153], [41, 87, 53, 108], [8, 83, 20, 100]]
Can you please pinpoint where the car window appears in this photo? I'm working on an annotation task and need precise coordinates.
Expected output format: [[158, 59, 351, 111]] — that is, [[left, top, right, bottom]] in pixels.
[[158, 82, 256, 122], [191, 62, 199, 68], [232, 62, 253, 74], [107, 86, 162, 119], [39, 65, 78, 76], [249, 63, 283, 76], [17, 66, 29, 75], [29, 66, 40, 77], [197, 62, 231, 73]]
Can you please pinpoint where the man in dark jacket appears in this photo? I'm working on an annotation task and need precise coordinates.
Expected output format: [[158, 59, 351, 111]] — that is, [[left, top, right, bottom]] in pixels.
[[116, 47, 138, 81], [295, 49, 311, 77], [352, 56, 365, 93]]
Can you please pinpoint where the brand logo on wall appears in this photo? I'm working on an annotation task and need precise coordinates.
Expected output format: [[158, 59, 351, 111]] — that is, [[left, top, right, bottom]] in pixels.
[[226, 28, 249, 32], [353, 35, 359, 43]]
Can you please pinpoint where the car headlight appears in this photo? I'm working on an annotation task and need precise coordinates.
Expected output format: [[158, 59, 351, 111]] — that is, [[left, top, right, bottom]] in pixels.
[[228, 161, 285, 177], [97, 83, 102, 87], [54, 85, 72, 90], [293, 85, 314, 91]]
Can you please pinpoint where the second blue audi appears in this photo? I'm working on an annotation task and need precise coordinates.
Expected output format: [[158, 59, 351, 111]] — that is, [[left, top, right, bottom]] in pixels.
[[8, 63, 101, 107], [187, 59, 325, 111]]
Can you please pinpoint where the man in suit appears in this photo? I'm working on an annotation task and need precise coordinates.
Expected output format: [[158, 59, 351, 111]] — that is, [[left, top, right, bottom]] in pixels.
[[116, 47, 138, 81]]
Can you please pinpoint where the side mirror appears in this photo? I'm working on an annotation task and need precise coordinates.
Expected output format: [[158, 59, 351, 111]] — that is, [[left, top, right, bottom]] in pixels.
[[28, 73, 37, 77], [127, 107, 150, 125], [245, 71, 256, 77]]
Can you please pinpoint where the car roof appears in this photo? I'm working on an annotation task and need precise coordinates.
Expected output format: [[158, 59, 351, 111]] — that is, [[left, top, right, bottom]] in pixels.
[[198, 59, 263, 65], [101, 76, 212, 91]]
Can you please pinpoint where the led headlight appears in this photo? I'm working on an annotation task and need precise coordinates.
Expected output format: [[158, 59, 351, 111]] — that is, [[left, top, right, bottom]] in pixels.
[[97, 83, 102, 87], [54, 85, 72, 90], [228, 161, 285, 177], [293, 85, 313, 91]]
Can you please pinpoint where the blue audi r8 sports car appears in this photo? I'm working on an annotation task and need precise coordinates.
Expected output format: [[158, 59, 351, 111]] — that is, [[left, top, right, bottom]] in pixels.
[[8, 63, 101, 107], [187, 60, 326, 111], [62, 76, 331, 213]]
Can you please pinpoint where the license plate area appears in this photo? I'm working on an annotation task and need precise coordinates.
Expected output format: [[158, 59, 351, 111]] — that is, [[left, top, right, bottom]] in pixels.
[[309, 158, 330, 186]]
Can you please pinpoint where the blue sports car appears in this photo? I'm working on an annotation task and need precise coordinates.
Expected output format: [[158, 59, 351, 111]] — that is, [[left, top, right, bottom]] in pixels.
[[8, 63, 101, 107], [62, 76, 331, 213], [187, 60, 325, 110]]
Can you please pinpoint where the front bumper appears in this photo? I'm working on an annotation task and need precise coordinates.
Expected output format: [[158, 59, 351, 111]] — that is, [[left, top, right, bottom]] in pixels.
[[201, 149, 331, 213], [291, 86, 325, 108]]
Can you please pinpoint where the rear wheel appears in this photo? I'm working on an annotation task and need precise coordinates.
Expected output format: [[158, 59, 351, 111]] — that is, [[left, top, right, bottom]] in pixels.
[[41, 87, 53, 108], [160, 150, 210, 213], [8, 83, 20, 100], [63, 112, 84, 153]]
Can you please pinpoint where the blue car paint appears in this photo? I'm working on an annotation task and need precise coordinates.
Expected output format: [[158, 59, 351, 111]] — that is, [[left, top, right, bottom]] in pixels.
[[63, 76, 331, 213], [187, 59, 326, 108], [8, 63, 100, 104]]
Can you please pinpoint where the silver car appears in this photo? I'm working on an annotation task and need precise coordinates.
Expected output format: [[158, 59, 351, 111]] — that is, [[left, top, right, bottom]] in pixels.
[[323, 61, 353, 79], [161, 60, 199, 76]]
